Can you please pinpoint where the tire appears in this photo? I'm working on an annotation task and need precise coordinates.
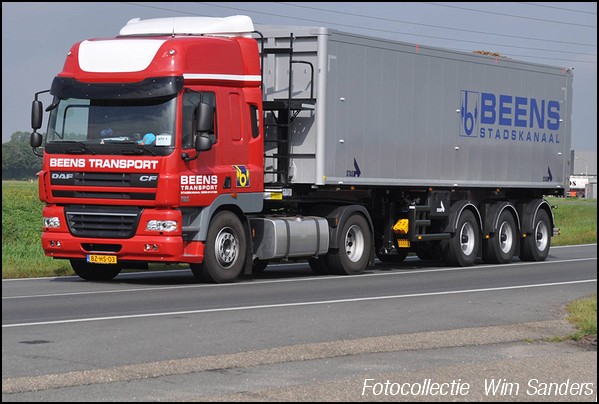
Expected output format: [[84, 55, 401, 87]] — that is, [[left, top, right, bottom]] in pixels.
[[70, 259, 121, 281], [482, 209, 517, 264], [191, 211, 246, 283], [442, 210, 480, 267], [308, 256, 330, 275], [519, 209, 551, 262], [327, 214, 372, 275]]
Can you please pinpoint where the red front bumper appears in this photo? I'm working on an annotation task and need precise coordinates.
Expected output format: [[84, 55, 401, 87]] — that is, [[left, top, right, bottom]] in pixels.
[[42, 232, 205, 264]]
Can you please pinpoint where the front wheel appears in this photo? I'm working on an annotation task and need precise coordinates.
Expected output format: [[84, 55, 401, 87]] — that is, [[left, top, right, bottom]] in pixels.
[[191, 211, 246, 283], [519, 209, 551, 262], [70, 259, 121, 281]]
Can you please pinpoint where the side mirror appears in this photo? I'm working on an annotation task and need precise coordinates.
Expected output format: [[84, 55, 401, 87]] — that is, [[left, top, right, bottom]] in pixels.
[[31, 99, 43, 130], [196, 134, 212, 152], [30, 132, 43, 148], [195, 102, 214, 132]]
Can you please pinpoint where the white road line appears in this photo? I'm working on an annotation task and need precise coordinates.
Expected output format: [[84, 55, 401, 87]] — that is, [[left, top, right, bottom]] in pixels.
[[2, 279, 596, 328], [2, 257, 596, 300]]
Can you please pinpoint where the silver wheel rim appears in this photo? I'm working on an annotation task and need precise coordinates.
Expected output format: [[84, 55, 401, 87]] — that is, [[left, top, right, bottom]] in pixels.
[[460, 222, 476, 256], [535, 220, 549, 252], [345, 224, 365, 263], [214, 227, 238, 267], [498, 221, 514, 254]]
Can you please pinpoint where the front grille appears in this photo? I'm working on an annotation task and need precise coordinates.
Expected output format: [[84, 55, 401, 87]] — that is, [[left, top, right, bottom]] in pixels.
[[54, 191, 155, 200], [51, 172, 158, 187], [50, 172, 158, 201], [65, 206, 142, 239]]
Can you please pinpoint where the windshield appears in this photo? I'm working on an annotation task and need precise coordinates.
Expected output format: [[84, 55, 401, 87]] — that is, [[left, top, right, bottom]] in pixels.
[[45, 94, 176, 155]]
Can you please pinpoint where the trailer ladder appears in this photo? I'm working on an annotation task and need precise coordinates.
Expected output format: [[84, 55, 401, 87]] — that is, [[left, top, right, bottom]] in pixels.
[[259, 33, 316, 185]]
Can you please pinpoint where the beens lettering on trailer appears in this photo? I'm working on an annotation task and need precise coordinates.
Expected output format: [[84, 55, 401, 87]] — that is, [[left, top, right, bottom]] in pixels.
[[49, 158, 158, 170], [459, 91, 562, 144]]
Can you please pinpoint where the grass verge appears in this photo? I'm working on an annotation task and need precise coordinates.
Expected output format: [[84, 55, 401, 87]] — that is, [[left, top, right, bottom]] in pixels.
[[566, 294, 597, 340]]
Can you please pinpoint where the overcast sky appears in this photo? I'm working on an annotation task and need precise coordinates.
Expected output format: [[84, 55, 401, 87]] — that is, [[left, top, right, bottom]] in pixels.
[[2, 2, 596, 151]]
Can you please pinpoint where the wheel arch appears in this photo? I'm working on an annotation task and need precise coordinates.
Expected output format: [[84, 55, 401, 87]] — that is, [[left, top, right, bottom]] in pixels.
[[185, 193, 262, 242], [444, 201, 483, 235], [517, 199, 555, 237], [483, 202, 520, 237]]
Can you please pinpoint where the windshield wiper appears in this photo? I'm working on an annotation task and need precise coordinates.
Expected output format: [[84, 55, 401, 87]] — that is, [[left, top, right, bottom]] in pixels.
[[101, 140, 157, 156], [120, 145, 157, 156], [59, 141, 97, 155]]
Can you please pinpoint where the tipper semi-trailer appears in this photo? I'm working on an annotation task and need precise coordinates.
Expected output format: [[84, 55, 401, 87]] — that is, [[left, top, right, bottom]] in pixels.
[[30, 15, 572, 282]]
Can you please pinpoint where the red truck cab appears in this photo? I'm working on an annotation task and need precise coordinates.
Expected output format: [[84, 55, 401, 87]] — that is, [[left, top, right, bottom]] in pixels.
[[31, 16, 265, 281]]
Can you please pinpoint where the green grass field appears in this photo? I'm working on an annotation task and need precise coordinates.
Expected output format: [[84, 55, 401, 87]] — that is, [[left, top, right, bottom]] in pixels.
[[2, 180, 597, 279]]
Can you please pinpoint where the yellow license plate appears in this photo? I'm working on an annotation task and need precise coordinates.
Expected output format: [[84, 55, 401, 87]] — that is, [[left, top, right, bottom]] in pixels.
[[397, 239, 410, 248], [87, 254, 117, 264]]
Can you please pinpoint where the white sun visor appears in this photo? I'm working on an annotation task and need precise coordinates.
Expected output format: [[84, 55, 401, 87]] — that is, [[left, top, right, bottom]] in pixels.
[[78, 39, 166, 73]]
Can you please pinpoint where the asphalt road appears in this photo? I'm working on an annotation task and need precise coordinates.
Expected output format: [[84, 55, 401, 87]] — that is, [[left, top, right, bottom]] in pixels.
[[2, 244, 597, 401]]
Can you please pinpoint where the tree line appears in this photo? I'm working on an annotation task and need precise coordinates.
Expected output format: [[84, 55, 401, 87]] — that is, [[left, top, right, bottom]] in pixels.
[[2, 132, 42, 180]]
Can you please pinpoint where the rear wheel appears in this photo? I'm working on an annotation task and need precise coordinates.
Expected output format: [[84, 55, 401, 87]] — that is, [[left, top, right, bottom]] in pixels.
[[70, 259, 121, 281], [327, 214, 371, 275], [482, 210, 517, 264], [519, 209, 551, 262], [191, 211, 246, 283], [442, 210, 480, 267]]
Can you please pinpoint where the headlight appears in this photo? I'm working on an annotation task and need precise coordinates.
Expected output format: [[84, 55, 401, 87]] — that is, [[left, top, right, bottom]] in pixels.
[[44, 217, 61, 228], [146, 220, 178, 232]]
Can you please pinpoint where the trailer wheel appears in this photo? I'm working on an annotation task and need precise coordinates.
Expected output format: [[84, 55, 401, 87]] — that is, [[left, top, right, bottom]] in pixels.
[[70, 259, 121, 281], [191, 211, 246, 283], [442, 210, 479, 267], [519, 209, 551, 262], [327, 214, 371, 275], [482, 210, 517, 264]]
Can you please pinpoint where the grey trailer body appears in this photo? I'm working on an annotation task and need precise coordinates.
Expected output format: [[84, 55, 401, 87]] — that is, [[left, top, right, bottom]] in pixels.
[[258, 25, 572, 191]]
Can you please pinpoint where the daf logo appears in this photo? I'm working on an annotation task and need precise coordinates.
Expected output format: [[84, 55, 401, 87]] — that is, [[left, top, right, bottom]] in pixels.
[[139, 175, 158, 182], [51, 173, 74, 180]]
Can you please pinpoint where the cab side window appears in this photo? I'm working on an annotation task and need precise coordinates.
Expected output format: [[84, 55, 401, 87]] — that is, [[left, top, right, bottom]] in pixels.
[[182, 91, 216, 149]]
